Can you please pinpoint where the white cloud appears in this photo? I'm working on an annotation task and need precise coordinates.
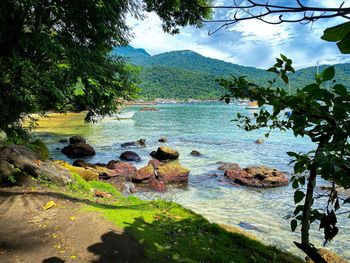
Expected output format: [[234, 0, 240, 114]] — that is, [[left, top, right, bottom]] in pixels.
[[125, 0, 350, 69]]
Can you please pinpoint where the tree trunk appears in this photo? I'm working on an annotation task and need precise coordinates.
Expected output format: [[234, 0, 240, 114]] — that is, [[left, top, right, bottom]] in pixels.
[[297, 140, 328, 263]]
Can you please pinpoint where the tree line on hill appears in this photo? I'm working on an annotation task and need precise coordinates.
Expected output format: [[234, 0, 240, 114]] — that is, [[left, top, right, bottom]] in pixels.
[[115, 46, 350, 100]]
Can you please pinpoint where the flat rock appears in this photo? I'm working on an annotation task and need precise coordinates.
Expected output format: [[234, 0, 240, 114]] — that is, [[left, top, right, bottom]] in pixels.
[[224, 165, 289, 187], [156, 161, 190, 184]]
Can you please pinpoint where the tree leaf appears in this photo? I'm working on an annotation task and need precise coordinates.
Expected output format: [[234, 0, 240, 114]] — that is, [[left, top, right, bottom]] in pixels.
[[286, 151, 298, 157], [321, 66, 335, 82], [333, 84, 348, 96], [267, 67, 279, 74], [294, 190, 305, 204], [321, 21, 350, 42]]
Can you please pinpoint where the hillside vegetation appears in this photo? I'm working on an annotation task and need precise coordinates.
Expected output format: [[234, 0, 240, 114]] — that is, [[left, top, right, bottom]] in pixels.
[[115, 46, 350, 99]]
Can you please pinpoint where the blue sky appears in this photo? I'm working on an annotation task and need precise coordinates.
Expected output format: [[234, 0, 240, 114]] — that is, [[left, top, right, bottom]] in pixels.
[[126, 0, 350, 69]]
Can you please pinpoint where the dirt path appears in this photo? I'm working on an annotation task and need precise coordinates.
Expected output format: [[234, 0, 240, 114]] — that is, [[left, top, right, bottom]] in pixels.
[[0, 187, 144, 263]]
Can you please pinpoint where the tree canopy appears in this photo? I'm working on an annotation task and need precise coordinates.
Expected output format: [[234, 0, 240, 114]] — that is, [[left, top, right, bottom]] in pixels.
[[0, 0, 213, 135]]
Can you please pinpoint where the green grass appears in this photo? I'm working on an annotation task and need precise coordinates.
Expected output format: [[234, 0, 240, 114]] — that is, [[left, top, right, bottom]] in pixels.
[[64, 174, 304, 263]]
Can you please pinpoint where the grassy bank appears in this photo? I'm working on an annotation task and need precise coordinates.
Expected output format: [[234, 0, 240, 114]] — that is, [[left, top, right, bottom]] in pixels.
[[62, 174, 304, 263]]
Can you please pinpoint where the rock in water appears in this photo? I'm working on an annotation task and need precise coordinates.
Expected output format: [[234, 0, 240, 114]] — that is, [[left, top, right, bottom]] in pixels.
[[120, 151, 141, 162], [156, 161, 190, 184], [106, 160, 137, 180], [69, 136, 86, 144], [158, 137, 168, 142], [224, 165, 289, 187], [61, 142, 96, 158], [255, 139, 265, 144], [150, 147, 179, 161], [132, 164, 155, 184], [218, 163, 241, 171], [190, 150, 202, 156]]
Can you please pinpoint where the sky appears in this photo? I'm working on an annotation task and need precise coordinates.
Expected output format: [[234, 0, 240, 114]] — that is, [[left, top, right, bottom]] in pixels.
[[126, 0, 350, 69]]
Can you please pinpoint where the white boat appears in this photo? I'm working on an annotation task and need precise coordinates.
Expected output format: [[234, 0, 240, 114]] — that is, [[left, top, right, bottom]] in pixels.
[[105, 111, 135, 119], [236, 99, 250, 106], [91, 111, 135, 121]]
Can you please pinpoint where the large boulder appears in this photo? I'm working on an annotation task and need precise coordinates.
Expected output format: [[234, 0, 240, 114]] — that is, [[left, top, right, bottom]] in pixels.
[[61, 142, 95, 158], [106, 160, 137, 180], [0, 145, 72, 185], [156, 161, 190, 184], [120, 151, 141, 162], [150, 147, 179, 161], [132, 164, 155, 184], [224, 165, 289, 187]]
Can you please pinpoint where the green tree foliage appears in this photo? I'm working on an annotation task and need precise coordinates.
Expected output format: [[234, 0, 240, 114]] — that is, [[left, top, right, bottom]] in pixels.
[[218, 55, 350, 263], [0, 0, 212, 135], [139, 65, 226, 100]]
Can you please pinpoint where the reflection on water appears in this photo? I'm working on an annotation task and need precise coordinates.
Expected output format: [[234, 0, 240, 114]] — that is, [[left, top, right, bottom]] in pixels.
[[34, 103, 350, 260]]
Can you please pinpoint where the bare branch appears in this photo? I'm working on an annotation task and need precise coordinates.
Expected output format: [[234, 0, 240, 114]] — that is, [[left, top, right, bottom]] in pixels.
[[200, 0, 350, 34]]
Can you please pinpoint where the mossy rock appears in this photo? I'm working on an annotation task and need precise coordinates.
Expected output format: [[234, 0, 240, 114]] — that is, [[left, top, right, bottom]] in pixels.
[[55, 160, 98, 181], [27, 139, 50, 159]]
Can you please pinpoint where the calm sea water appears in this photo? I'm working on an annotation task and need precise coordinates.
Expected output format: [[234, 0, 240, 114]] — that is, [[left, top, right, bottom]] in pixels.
[[37, 103, 350, 259]]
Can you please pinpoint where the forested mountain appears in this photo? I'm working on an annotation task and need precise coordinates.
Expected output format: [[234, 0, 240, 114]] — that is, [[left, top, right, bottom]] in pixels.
[[114, 46, 350, 99]]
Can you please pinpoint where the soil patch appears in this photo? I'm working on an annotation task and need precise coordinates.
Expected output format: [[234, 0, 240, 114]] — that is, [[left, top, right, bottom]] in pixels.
[[0, 187, 144, 263]]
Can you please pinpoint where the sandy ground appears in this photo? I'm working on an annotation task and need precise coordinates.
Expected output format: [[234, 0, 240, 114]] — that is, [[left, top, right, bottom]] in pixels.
[[0, 187, 144, 263]]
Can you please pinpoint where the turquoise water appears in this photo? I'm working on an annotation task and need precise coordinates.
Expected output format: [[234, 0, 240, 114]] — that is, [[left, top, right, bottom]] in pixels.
[[39, 103, 350, 259]]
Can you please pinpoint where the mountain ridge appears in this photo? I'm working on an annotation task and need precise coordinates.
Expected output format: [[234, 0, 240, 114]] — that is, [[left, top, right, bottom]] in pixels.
[[114, 46, 350, 99]]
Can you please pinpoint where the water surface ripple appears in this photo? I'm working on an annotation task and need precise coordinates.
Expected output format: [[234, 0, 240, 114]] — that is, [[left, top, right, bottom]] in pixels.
[[38, 103, 350, 260]]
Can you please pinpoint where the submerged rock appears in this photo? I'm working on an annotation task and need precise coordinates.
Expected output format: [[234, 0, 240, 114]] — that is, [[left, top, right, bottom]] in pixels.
[[224, 165, 289, 187], [190, 150, 202, 156], [218, 163, 240, 171], [121, 138, 146, 148], [149, 179, 167, 192], [150, 147, 179, 161], [59, 138, 68, 143], [120, 151, 141, 162]]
